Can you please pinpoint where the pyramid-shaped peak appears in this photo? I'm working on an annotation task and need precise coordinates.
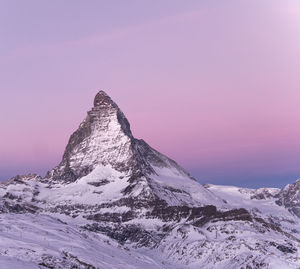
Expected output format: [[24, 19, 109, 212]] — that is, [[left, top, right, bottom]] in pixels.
[[94, 90, 115, 107], [47, 90, 197, 186], [48, 90, 133, 182]]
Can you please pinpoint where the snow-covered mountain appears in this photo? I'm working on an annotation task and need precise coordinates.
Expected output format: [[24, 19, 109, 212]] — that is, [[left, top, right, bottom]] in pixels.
[[1, 91, 300, 268], [276, 179, 300, 218]]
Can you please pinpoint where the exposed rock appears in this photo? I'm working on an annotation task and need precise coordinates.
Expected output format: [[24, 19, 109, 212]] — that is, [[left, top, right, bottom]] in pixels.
[[276, 179, 300, 217], [46, 91, 195, 186], [250, 188, 280, 200]]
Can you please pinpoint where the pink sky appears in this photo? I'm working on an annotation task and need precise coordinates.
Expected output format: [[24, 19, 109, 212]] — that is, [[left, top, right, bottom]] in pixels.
[[1, 0, 300, 187]]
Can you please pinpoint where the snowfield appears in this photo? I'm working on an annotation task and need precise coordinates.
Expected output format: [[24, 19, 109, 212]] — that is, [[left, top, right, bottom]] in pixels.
[[0, 213, 183, 269]]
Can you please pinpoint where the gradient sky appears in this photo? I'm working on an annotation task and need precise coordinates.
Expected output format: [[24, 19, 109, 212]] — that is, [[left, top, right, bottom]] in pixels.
[[1, 0, 300, 188]]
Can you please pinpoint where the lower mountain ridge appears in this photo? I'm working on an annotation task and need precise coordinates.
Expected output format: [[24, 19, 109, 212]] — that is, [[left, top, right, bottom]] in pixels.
[[1, 91, 300, 269]]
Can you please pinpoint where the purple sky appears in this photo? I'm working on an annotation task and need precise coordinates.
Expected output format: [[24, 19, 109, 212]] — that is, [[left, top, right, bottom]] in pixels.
[[1, 0, 300, 188]]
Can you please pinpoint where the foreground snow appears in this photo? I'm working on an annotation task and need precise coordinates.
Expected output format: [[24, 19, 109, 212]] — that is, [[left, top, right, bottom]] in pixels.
[[0, 213, 181, 269], [1, 177, 300, 268]]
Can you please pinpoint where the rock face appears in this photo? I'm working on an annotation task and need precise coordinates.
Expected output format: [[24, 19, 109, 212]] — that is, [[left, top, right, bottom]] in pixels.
[[47, 91, 194, 184], [1, 91, 300, 268], [276, 179, 300, 217], [47, 91, 137, 181]]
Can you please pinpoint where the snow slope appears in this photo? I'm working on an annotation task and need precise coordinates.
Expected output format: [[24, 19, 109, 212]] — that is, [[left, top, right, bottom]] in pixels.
[[0, 214, 182, 269]]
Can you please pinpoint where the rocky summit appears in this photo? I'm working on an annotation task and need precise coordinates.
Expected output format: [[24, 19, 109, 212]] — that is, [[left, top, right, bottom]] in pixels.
[[1, 91, 300, 268]]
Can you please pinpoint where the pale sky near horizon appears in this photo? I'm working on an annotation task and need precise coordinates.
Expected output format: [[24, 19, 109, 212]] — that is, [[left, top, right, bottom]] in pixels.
[[1, 0, 300, 188]]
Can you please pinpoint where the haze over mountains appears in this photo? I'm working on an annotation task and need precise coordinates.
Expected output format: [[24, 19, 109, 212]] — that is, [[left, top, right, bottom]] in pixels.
[[1, 91, 300, 268]]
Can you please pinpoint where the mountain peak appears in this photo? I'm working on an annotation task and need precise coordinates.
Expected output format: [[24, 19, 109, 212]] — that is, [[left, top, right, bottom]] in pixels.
[[45, 91, 218, 208], [47, 90, 135, 182], [93, 90, 115, 108]]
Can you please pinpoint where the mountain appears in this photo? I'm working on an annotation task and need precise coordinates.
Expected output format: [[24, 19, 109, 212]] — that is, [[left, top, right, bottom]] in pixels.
[[46, 90, 221, 208], [1, 91, 300, 268], [276, 179, 300, 218]]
